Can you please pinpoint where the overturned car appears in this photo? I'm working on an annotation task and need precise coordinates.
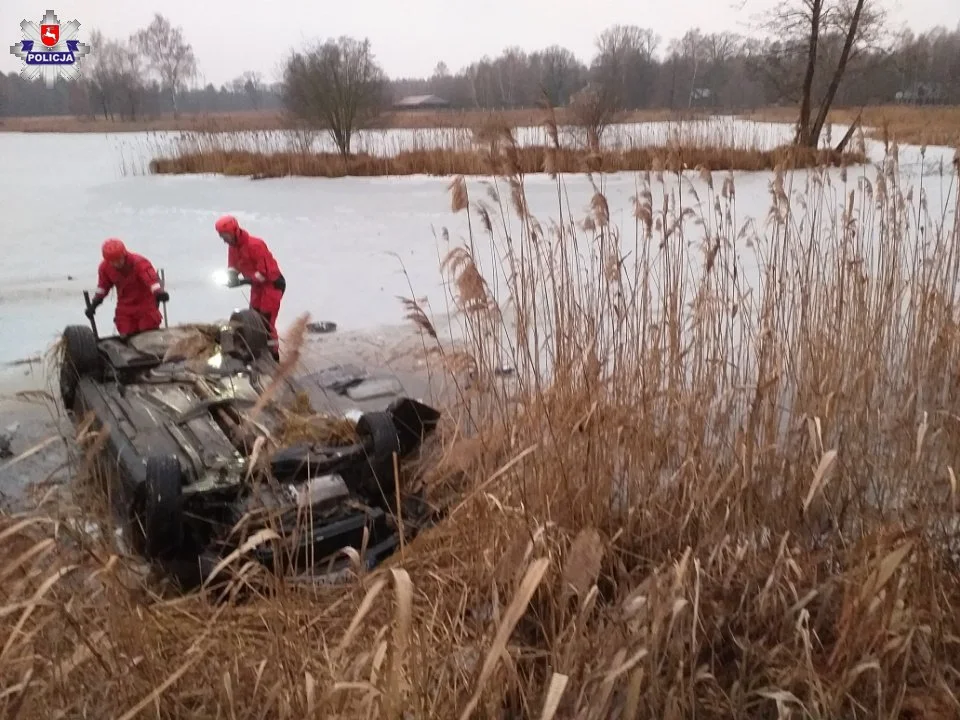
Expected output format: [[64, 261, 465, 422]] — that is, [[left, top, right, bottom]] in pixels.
[[57, 307, 442, 590]]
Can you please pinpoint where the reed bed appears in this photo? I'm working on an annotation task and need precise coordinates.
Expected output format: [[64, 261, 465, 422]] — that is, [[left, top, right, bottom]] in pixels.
[[744, 104, 960, 149], [146, 117, 862, 178], [147, 117, 800, 156], [2, 127, 960, 718], [150, 144, 864, 178]]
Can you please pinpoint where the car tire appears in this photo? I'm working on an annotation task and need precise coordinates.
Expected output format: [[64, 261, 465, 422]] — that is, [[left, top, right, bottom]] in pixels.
[[59, 325, 101, 410], [355, 411, 402, 499], [143, 455, 184, 560], [230, 309, 270, 359]]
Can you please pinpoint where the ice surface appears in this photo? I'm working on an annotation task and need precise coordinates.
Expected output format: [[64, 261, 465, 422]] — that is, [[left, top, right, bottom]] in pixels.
[[0, 123, 955, 368]]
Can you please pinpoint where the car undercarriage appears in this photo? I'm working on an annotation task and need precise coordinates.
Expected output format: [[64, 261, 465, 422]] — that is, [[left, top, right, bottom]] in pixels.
[[57, 308, 443, 591]]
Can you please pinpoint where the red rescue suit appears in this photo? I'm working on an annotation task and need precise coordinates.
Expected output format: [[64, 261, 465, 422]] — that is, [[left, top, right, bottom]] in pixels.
[[94, 252, 163, 335], [227, 228, 285, 352]]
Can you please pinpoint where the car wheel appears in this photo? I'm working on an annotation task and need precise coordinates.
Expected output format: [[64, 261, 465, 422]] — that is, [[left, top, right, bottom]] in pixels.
[[59, 325, 101, 410], [229, 309, 270, 359], [355, 411, 402, 500], [143, 455, 184, 560]]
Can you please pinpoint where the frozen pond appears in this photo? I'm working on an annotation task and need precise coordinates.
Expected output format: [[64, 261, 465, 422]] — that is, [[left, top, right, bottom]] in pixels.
[[0, 121, 955, 369]]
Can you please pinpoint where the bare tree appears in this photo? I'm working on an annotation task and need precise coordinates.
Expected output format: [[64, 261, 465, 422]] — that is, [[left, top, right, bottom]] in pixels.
[[84, 30, 114, 120], [668, 29, 711, 107], [281, 36, 388, 158], [759, 0, 888, 148], [430, 61, 463, 104], [115, 41, 147, 120], [243, 72, 265, 109], [592, 25, 661, 109], [230, 71, 265, 109], [132, 13, 198, 117], [704, 32, 743, 64], [465, 59, 499, 107], [84, 32, 146, 121], [531, 45, 587, 106], [598, 25, 660, 60], [494, 47, 531, 107], [568, 82, 622, 148]]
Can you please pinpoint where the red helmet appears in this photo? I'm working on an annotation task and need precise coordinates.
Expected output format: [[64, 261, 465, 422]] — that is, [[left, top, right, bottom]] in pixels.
[[215, 215, 240, 236], [102, 238, 127, 262]]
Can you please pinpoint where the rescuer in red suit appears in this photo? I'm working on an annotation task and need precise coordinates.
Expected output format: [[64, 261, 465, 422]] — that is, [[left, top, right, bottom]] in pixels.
[[215, 215, 285, 361], [86, 238, 169, 335]]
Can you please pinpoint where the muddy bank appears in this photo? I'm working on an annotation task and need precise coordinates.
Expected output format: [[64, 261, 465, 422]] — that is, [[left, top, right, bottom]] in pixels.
[[0, 320, 467, 512]]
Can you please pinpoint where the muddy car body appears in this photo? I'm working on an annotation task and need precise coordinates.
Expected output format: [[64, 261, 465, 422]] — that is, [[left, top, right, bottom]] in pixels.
[[57, 309, 441, 589]]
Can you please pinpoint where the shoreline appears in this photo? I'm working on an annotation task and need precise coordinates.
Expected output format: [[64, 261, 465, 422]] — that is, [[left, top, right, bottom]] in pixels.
[[0, 105, 956, 149], [0, 107, 753, 135]]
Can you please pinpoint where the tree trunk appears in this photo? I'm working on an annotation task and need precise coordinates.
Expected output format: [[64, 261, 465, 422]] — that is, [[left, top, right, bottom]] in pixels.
[[330, 127, 350, 159], [834, 110, 862, 152], [808, 0, 866, 147], [796, 0, 823, 146], [687, 57, 700, 109], [669, 58, 678, 109]]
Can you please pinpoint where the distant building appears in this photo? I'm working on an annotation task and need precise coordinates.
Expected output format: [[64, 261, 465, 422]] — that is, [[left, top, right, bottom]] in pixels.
[[895, 82, 947, 106], [689, 88, 714, 107], [393, 94, 450, 110]]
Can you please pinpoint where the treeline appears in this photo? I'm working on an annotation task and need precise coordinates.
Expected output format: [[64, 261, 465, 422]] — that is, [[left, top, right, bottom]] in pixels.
[[0, 13, 284, 119], [399, 23, 960, 110], [1, 12, 958, 119]]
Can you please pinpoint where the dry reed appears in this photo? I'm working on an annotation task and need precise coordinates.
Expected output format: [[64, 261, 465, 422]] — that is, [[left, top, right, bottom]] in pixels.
[[744, 104, 960, 148], [275, 391, 359, 447], [149, 144, 864, 179], [2, 124, 960, 719]]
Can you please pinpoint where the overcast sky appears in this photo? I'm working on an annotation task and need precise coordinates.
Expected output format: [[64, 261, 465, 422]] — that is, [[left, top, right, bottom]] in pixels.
[[2, 0, 957, 87]]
